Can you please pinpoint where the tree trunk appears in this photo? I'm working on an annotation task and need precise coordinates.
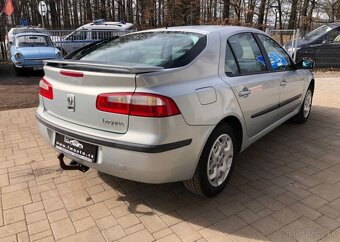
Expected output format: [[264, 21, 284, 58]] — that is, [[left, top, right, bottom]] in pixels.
[[258, 0, 266, 29], [86, 0, 93, 22], [288, 0, 298, 29]]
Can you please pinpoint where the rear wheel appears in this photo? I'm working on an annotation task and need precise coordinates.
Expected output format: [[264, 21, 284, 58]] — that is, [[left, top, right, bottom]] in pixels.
[[184, 123, 236, 197], [292, 86, 313, 123]]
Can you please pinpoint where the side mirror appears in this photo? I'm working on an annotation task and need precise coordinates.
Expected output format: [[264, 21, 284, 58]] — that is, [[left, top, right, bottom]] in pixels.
[[296, 59, 314, 70]]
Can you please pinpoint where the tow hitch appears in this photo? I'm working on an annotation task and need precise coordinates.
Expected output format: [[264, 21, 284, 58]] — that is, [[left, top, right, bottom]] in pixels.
[[57, 153, 90, 172]]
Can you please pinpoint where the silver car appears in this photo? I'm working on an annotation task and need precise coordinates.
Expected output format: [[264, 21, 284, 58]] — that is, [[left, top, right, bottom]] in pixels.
[[36, 26, 315, 197]]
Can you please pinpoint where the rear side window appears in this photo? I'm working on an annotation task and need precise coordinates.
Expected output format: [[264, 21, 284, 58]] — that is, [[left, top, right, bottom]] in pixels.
[[228, 33, 267, 74], [257, 34, 292, 71], [73, 31, 207, 69]]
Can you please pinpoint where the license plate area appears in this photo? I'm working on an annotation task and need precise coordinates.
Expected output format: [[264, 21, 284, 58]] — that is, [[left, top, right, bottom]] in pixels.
[[54, 133, 97, 163], [33, 66, 43, 70]]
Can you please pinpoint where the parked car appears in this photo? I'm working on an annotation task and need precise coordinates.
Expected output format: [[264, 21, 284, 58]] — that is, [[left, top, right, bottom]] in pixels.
[[284, 22, 340, 67], [10, 32, 62, 76], [53, 19, 134, 55], [5, 26, 46, 48], [36, 26, 315, 197]]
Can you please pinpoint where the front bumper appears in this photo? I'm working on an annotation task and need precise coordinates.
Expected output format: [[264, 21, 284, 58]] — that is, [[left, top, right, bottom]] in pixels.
[[36, 107, 213, 183]]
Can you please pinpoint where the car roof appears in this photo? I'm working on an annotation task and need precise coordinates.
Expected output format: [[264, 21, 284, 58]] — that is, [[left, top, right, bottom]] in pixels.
[[137, 25, 264, 35], [15, 32, 50, 37], [78, 21, 133, 29]]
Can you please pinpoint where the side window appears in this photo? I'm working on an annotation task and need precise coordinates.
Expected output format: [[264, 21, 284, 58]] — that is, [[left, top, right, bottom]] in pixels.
[[257, 34, 292, 71], [324, 29, 340, 43], [225, 43, 239, 75], [228, 33, 267, 74]]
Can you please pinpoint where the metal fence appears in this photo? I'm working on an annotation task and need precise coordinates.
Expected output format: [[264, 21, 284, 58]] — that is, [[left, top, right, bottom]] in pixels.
[[1, 29, 133, 63]]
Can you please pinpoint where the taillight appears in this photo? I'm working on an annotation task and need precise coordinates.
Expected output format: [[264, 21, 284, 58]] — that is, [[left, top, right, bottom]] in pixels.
[[39, 78, 53, 99], [60, 70, 84, 78], [96, 92, 181, 117]]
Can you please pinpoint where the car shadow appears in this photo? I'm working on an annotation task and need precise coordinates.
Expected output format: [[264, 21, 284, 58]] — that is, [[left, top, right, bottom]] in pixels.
[[93, 104, 340, 240], [0, 63, 43, 85]]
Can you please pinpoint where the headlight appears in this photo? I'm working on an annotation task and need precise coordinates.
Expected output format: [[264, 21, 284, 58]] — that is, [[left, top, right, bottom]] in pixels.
[[56, 52, 62, 57], [15, 53, 23, 59]]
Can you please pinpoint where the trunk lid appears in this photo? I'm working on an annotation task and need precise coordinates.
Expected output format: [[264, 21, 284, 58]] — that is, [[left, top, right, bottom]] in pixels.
[[42, 64, 139, 134]]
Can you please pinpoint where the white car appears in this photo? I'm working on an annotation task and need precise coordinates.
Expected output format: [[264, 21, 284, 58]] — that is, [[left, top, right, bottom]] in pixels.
[[53, 19, 134, 55], [5, 26, 46, 48]]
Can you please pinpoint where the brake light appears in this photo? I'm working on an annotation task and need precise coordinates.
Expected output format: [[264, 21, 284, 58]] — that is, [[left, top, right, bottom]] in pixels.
[[96, 92, 181, 117], [60, 70, 84, 78], [39, 78, 53, 99]]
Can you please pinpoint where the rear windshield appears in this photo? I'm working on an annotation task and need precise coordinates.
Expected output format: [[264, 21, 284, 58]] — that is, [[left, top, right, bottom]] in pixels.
[[70, 31, 207, 68]]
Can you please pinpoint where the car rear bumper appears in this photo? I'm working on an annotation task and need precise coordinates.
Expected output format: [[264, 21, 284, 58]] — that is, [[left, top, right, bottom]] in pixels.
[[36, 106, 213, 183]]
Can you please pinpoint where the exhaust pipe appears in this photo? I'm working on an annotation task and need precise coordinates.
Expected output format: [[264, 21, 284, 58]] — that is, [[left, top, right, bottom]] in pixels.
[[57, 153, 90, 172]]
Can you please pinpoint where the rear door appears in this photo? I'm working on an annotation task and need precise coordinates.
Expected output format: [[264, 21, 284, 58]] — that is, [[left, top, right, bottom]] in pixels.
[[256, 34, 304, 119], [42, 65, 136, 134], [222, 33, 281, 138]]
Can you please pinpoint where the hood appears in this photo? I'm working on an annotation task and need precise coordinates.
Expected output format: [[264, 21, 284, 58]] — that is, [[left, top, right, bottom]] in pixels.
[[16, 47, 59, 59]]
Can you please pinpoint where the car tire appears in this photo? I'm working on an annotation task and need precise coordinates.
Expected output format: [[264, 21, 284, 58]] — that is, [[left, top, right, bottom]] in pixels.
[[184, 123, 236, 197], [14, 65, 24, 76], [292, 85, 313, 123]]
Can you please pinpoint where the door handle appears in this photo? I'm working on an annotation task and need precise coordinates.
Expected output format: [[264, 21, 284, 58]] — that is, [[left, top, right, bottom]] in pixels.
[[238, 88, 251, 98], [280, 80, 287, 87]]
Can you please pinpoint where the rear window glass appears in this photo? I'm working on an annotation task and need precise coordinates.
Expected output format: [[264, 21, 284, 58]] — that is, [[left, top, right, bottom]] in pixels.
[[70, 31, 207, 69]]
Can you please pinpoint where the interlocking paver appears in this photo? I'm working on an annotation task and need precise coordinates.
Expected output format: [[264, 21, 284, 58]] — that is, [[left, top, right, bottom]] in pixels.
[[3, 207, 25, 225], [1, 76, 340, 241], [50, 218, 75, 240], [282, 217, 329, 242], [2, 189, 32, 210]]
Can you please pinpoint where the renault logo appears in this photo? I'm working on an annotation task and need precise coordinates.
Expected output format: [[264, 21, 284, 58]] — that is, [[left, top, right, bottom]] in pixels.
[[67, 94, 75, 111]]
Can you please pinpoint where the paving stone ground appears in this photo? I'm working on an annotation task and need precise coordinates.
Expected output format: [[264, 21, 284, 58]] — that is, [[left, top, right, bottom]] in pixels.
[[0, 77, 340, 242]]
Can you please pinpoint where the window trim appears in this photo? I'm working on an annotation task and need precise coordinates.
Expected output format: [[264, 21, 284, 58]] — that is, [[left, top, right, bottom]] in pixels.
[[224, 32, 271, 77]]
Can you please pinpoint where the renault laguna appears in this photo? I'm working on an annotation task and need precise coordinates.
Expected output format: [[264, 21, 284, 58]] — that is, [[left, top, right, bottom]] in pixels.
[[36, 26, 315, 196]]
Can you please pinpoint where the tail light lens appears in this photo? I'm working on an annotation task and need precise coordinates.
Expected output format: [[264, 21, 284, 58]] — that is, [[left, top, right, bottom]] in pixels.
[[60, 70, 84, 78], [39, 78, 53, 99], [96, 92, 181, 117]]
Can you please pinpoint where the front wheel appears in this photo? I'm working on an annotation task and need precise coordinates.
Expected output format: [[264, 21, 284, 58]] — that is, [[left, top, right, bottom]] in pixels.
[[14, 65, 24, 76], [292, 86, 313, 123], [184, 123, 236, 197]]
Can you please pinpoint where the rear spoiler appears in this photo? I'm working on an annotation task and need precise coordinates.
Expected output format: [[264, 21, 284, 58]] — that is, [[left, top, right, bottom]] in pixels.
[[44, 60, 164, 74]]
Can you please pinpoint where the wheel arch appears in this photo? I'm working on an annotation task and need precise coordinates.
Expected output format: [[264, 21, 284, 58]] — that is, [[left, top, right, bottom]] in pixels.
[[309, 78, 315, 94], [218, 115, 243, 154]]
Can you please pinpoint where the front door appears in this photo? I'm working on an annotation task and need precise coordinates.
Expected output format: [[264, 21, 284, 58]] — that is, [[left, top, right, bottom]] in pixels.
[[256, 34, 305, 119]]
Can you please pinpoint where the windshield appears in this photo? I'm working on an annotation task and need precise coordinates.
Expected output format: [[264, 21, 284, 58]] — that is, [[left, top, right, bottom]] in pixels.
[[304, 25, 333, 41], [16, 35, 53, 47], [72, 31, 206, 68], [65, 30, 88, 41]]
